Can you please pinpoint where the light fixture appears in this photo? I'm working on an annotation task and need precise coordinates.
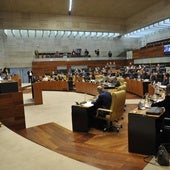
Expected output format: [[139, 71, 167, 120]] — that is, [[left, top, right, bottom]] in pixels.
[[68, 0, 72, 16], [2, 29, 120, 39]]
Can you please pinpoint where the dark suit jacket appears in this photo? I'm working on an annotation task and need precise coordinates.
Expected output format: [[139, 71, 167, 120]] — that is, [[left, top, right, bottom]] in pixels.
[[92, 91, 112, 110], [151, 95, 170, 118]]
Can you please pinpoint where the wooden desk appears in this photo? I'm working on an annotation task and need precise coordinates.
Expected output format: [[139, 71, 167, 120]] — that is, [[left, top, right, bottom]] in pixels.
[[125, 79, 150, 97], [0, 92, 26, 131], [71, 105, 95, 132], [0, 81, 18, 93], [32, 81, 69, 105], [75, 82, 98, 96], [128, 108, 164, 155]]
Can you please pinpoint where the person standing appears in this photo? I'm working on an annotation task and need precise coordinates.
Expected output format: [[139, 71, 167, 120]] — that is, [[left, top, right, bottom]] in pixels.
[[95, 49, 100, 56], [108, 51, 112, 57], [84, 49, 89, 57], [27, 71, 33, 83]]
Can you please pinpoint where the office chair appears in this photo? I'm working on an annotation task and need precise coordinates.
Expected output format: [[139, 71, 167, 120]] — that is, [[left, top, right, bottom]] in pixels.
[[95, 90, 126, 132], [160, 117, 170, 143]]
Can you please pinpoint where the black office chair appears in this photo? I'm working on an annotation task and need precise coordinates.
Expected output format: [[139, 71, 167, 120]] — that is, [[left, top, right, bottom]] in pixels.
[[160, 117, 170, 143]]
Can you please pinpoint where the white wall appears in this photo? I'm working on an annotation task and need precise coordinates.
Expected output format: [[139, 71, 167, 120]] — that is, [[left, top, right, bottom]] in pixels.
[[139, 28, 170, 47], [0, 33, 138, 68], [0, 28, 170, 69]]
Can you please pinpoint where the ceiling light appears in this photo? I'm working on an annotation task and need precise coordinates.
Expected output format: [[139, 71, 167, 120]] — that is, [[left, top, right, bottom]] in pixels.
[[68, 0, 72, 15]]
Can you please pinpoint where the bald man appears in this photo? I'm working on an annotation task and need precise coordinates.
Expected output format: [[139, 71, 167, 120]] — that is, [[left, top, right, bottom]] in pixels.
[[92, 86, 112, 117]]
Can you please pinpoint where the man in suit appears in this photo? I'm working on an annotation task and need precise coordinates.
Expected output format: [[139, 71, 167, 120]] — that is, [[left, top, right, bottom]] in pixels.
[[91, 85, 112, 130], [92, 85, 112, 117], [27, 70, 33, 83]]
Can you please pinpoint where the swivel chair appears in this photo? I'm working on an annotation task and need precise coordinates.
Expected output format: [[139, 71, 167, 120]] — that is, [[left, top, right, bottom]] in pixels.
[[95, 90, 126, 132]]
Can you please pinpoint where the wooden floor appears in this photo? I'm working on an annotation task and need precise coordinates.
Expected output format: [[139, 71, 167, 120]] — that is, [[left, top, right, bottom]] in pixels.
[[18, 93, 151, 170]]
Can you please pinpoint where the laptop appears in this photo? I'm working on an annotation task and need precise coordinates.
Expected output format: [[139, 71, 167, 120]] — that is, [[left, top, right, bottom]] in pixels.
[[146, 107, 164, 115]]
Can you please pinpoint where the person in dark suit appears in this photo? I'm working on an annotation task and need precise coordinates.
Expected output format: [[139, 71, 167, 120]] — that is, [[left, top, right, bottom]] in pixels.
[[161, 73, 169, 86], [151, 84, 170, 143], [27, 71, 33, 83], [92, 86, 112, 117], [151, 84, 170, 118], [91, 86, 112, 130]]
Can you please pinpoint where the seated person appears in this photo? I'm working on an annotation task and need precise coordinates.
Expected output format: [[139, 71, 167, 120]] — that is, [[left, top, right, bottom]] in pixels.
[[161, 73, 169, 86], [92, 86, 112, 117], [151, 84, 170, 118]]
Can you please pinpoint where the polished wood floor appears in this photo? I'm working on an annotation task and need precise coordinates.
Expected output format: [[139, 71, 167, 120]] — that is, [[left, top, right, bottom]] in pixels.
[[18, 92, 151, 170]]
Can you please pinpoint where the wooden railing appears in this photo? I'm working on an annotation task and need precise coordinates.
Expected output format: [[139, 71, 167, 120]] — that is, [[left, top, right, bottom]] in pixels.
[[133, 45, 164, 59]]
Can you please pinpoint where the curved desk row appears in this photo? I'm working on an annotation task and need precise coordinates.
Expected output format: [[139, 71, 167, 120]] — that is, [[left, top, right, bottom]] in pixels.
[[125, 79, 151, 97], [32, 81, 69, 105], [75, 82, 98, 96]]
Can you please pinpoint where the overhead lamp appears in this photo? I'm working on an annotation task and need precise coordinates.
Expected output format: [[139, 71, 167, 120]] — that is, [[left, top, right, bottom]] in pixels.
[[68, 0, 72, 16]]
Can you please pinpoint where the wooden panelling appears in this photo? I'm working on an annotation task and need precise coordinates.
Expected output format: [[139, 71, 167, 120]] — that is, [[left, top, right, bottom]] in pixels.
[[32, 81, 69, 105], [0, 92, 26, 131], [75, 82, 98, 96], [125, 79, 144, 97], [32, 59, 131, 76], [133, 45, 164, 59]]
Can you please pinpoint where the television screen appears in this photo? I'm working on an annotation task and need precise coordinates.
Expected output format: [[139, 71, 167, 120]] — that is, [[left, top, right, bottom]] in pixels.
[[164, 44, 170, 55]]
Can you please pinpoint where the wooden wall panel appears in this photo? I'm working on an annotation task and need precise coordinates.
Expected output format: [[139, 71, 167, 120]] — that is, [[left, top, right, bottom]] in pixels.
[[0, 92, 26, 131], [32, 59, 131, 76], [133, 45, 164, 59]]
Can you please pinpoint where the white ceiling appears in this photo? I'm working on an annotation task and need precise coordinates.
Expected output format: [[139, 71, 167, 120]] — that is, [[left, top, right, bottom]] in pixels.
[[0, 0, 170, 38]]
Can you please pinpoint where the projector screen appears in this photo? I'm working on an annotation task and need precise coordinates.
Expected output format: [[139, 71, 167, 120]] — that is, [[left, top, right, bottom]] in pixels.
[[164, 44, 170, 55]]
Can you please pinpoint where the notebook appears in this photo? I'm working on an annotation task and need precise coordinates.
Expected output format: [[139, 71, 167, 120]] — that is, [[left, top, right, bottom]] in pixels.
[[146, 107, 164, 115]]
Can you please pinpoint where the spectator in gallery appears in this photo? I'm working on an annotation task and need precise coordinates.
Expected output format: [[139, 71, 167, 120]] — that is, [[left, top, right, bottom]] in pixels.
[[84, 49, 89, 56], [95, 49, 100, 56], [71, 49, 77, 56], [34, 50, 39, 58], [54, 51, 60, 57], [161, 73, 169, 86], [108, 51, 112, 57]]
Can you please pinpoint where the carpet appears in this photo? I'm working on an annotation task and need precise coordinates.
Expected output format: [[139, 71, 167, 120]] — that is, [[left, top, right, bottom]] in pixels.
[[22, 90, 169, 170]]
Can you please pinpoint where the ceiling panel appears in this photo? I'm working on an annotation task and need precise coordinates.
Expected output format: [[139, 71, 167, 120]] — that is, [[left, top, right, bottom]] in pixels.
[[0, 0, 68, 15], [0, 0, 161, 19], [0, 0, 169, 38], [72, 0, 160, 19]]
